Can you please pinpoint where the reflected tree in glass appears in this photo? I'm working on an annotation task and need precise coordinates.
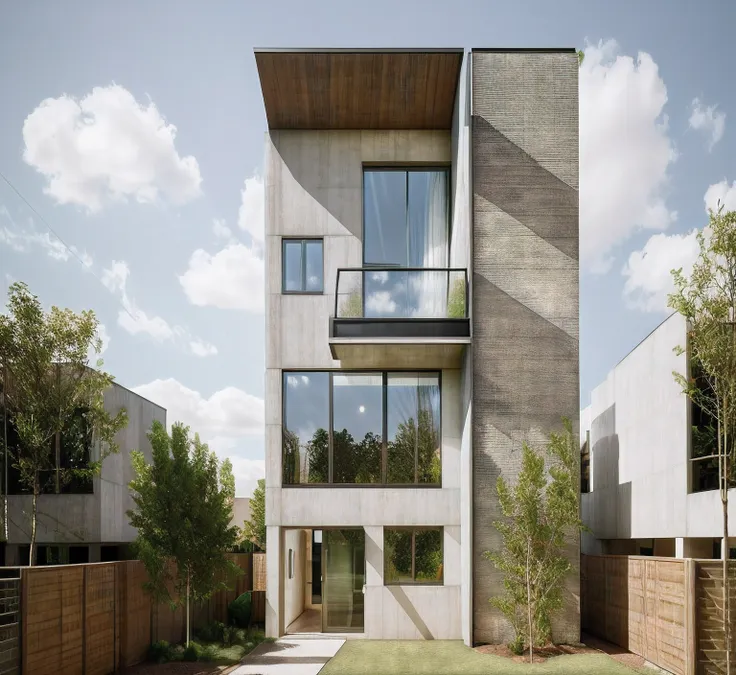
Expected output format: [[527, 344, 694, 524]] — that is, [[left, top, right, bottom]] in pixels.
[[415, 529, 443, 582], [384, 529, 413, 584], [282, 428, 301, 485], [306, 428, 329, 484]]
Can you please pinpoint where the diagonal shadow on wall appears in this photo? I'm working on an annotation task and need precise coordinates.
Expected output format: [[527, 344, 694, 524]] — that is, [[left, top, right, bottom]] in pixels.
[[472, 115, 578, 261]]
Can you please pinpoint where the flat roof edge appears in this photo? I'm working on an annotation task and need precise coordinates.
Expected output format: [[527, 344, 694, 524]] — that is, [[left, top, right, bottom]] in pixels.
[[254, 47, 465, 54], [471, 47, 577, 53]]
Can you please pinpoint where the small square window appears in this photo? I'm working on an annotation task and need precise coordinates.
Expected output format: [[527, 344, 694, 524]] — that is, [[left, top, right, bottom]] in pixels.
[[384, 527, 443, 585], [283, 239, 323, 293]]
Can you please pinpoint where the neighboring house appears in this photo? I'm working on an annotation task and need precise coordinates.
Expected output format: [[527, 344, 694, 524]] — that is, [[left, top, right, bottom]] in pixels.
[[231, 497, 252, 533], [581, 312, 736, 560], [257, 48, 579, 645], [2, 380, 165, 565]]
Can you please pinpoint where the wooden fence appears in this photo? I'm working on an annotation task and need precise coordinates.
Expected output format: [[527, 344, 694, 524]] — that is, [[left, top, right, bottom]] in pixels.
[[582, 554, 736, 675], [11, 552, 265, 675]]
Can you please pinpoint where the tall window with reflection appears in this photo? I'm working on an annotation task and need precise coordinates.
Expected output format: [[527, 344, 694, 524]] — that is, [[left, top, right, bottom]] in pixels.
[[282, 372, 330, 484], [387, 373, 441, 485], [363, 169, 449, 318], [332, 374, 382, 484], [282, 371, 441, 485]]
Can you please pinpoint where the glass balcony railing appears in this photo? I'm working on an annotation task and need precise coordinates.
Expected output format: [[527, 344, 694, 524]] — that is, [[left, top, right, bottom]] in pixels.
[[334, 268, 468, 320]]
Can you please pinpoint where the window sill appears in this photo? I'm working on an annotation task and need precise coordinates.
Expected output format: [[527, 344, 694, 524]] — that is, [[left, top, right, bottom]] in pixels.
[[281, 483, 443, 489], [384, 582, 445, 587], [282, 290, 324, 295]]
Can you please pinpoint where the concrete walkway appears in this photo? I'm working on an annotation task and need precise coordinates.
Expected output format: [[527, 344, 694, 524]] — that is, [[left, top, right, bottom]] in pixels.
[[231, 638, 345, 675]]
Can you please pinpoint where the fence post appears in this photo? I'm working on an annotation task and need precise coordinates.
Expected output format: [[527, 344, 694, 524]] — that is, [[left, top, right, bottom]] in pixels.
[[685, 558, 696, 675]]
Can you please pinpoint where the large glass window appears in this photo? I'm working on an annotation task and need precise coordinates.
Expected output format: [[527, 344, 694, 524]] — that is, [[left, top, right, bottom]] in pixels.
[[282, 239, 323, 293], [332, 374, 382, 484], [363, 169, 449, 268], [384, 528, 443, 585], [387, 373, 441, 484], [282, 371, 441, 486]]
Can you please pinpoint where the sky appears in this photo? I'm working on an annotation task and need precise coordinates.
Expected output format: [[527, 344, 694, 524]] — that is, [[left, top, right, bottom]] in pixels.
[[1, 0, 735, 496]]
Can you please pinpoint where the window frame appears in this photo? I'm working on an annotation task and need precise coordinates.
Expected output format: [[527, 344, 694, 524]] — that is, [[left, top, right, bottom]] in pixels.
[[282, 369, 442, 488], [362, 166, 451, 269], [383, 526, 444, 586], [281, 237, 324, 295]]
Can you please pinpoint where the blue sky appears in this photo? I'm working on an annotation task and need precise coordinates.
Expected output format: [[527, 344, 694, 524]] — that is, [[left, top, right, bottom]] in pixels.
[[1, 0, 734, 495]]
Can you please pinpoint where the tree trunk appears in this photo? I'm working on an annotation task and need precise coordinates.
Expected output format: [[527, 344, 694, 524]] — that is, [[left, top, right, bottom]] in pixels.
[[29, 475, 39, 567], [186, 569, 190, 647], [725, 413, 731, 675]]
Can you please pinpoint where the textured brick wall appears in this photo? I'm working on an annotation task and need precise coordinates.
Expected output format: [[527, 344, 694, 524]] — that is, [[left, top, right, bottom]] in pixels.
[[471, 50, 580, 645]]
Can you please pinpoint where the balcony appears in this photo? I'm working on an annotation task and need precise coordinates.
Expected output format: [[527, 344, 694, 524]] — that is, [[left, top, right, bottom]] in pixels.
[[329, 267, 470, 368]]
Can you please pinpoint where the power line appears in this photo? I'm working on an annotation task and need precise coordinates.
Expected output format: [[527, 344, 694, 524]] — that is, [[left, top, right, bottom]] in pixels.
[[0, 170, 138, 323]]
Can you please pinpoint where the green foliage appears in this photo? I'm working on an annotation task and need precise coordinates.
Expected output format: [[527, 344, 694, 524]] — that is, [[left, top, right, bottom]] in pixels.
[[195, 620, 225, 643], [0, 282, 127, 562], [242, 479, 266, 551], [182, 642, 200, 661], [228, 591, 253, 628], [484, 418, 584, 661], [340, 292, 363, 318], [149, 640, 174, 664], [199, 644, 221, 662], [447, 277, 466, 319], [577, 49, 584, 66], [508, 634, 525, 656], [128, 421, 242, 645]]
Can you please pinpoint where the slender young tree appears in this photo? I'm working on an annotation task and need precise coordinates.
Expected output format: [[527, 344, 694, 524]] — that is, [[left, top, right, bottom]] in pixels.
[[485, 418, 583, 663], [669, 205, 736, 674], [242, 478, 266, 552], [0, 282, 127, 565], [128, 421, 241, 645]]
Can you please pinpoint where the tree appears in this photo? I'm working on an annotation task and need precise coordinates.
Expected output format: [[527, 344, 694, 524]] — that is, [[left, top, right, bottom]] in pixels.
[[485, 418, 583, 663], [669, 205, 736, 675], [0, 282, 127, 565], [128, 420, 241, 645], [242, 478, 266, 552]]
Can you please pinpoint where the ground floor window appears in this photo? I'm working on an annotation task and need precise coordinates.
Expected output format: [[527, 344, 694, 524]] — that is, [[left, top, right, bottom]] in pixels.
[[384, 527, 443, 585]]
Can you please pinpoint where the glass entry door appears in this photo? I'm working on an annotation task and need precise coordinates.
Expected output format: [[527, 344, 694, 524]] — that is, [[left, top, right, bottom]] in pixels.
[[322, 529, 365, 632]]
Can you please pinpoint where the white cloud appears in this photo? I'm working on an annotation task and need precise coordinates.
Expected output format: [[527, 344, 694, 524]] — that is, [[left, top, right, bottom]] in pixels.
[[704, 179, 736, 213], [689, 98, 726, 151], [133, 377, 264, 439], [22, 84, 201, 212], [366, 291, 397, 315], [0, 206, 93, 266], [102, 259, 216, 356], [190, 339, 218, 357], [238, 174, 264, 247], [179, 243, 264, 312], [580, 39, 677, 273], [212, 218, 233, 241], [622, 229, 700, 312]]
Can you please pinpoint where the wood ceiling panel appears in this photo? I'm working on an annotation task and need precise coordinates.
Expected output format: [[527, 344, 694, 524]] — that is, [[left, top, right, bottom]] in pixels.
[[255, 51, 463, 130]]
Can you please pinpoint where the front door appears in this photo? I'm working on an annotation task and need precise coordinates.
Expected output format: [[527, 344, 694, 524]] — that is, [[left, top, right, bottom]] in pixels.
[[322, 529, 365, 632]]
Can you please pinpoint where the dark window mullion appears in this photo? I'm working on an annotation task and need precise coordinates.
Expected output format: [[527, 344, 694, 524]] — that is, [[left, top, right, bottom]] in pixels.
[[328, 372, 334, 484], [382, 373, 388, 484]]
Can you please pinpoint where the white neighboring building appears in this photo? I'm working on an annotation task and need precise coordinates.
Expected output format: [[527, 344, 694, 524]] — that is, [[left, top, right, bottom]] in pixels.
[[581, 312, 736, 560]]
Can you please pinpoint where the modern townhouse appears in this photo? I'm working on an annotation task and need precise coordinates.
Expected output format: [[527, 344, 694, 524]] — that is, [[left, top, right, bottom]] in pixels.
[[256, 47, 579, 645], [581, 312, 736, 560], [1, 380, 165, 566]]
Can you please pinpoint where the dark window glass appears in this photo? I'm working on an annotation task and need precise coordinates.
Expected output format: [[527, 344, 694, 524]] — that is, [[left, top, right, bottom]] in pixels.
[[332, 374, 382, 484], [69, 546, 89, 564], [387, 373, 440, 485], [59, 408, 93, 494], [283, 372, 329, 484], [283, 240, 323, 293], [384, 528, 443, 585]]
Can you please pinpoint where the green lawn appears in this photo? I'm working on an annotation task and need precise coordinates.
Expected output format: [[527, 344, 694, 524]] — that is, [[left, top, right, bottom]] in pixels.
[[319, 641, 641, 675]]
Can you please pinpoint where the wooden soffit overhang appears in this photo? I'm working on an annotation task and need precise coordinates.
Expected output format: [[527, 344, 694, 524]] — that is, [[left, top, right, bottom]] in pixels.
[[254, 48, 464, 130]]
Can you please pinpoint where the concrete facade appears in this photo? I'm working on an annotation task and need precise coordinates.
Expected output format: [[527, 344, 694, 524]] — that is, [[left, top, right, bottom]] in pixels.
[[260, 48, 579, 646], [470, 50, 580, 645], [581, 312, 736, 557], [5, 381, 165, 564]]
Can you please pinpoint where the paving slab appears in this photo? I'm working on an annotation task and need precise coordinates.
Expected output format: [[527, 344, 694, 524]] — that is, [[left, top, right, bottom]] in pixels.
[[231, 638, 345, 675]]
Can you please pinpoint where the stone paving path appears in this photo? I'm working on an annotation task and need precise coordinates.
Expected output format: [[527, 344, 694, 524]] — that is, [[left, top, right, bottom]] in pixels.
[[230, 638, 344, 675]]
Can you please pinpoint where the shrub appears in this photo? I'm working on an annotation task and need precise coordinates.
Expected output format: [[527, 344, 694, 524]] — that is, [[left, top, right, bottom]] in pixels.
[[228, 591, 252, 628], [200, 644, 220, 663], [508, 635, 525, 656], [182, 642, 201, 662], [196, 620, 225, 643], [149, 640, 173, 664]]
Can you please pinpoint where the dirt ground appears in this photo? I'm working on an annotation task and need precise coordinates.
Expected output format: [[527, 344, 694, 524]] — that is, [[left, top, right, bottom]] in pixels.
[[120, 663, 236, 675], [474, 633, 647, 669]]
